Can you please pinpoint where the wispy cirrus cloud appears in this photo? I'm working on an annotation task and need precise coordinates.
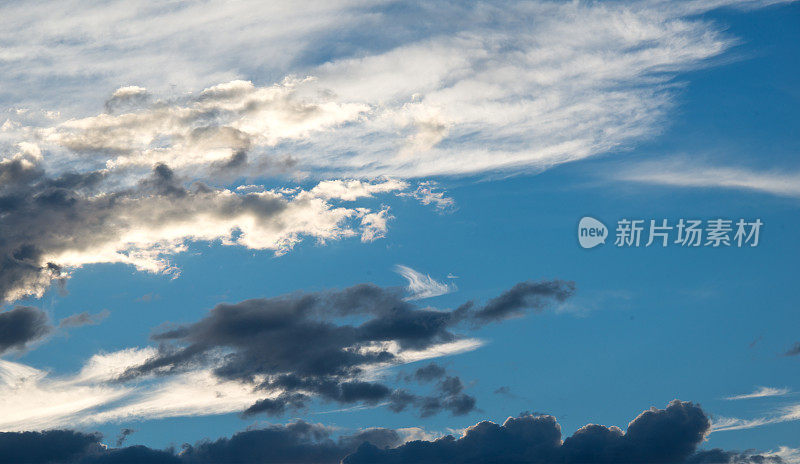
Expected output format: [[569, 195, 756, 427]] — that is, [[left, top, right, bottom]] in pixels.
[[724, 386, 791, 400], [616, 159, 800, 198], [2, 0, 790, 182], [712, 402, 800, 432], [394, 265, 454, 300]]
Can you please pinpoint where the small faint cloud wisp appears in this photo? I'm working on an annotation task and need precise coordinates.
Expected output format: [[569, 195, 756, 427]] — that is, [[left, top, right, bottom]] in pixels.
[[394, 265, 455, 300]]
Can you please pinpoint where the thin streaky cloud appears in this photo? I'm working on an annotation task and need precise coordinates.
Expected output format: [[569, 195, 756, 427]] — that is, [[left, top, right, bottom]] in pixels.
[[616, 160, 800, 198], [725, 386, 791, 400], [712, 402, 800, 432]]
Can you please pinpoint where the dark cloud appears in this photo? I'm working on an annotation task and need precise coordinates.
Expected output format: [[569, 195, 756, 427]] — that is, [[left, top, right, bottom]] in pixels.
[[0, 421, 398, 464], [0, 403, 782, 464], [121, 280, 570, 417], [179, 421, 396, 464], [0, 306, 52, 354], [58, 309, 110, 329], [468, 280, 575, 323], [783, 342, 800, 357], [114, 428, 135, 448], [389, 373, 477, 418], [345, 400, 770, 464], [0, 430, 103, 464], [686, 449, 783, 463], [409, 363, 446, 382]]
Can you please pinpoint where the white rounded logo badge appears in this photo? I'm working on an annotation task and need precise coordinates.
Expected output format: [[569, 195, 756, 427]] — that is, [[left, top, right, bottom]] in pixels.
[[578, 217, 607, 249]]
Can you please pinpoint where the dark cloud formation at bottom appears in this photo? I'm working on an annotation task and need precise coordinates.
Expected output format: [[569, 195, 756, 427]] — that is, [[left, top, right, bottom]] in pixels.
[[0, 400, 783, 464]]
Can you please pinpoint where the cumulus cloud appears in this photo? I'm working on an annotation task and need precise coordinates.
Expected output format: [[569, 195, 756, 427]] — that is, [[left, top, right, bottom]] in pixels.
[[0, 306, 51, 355], [345, 400, 715, 464], [0, 155, 405, 303], [0, 420, 404, 464], [394, 265, 454, 300], [0, 400, 792, 463]]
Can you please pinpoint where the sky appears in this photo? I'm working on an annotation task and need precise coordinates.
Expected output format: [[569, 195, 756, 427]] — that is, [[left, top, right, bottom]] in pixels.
[[0, 1, 798, 463]]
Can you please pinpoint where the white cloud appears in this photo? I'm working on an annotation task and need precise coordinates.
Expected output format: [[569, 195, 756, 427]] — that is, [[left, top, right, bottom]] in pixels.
[[394, 265, 454, 300], [400, 181, 455, 212], [308, 179, 408, 201], [724, 386, 791, 400], [712, 402, 800, 432], [358, 207, 394, 243], [616, 160, 800, 198], [2, 0, 792, 181]]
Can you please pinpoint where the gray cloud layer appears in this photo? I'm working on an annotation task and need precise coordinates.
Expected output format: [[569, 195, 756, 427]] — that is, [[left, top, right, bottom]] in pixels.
[[0, 401, 785, 464], [120, 280, 573, 417]]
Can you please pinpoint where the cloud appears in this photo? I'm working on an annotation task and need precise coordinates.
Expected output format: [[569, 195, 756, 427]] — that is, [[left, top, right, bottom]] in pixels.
[[114, 428, 135, 448], [58, 309, 110, 329], [712, 403, 800, 432], [115, 280, 570, 419], [616, 160, 800, 198], [392, 364, 476, 418], [0, 347, 267, 430], [464, 280, 576, 323], [783, 342, 800, 357], [399, 182, 455, 213], [2, 1, 789, 181], [0, 420, 403, 464], [0, 400, 792, 464], [725, 386, 791, 401], [0, 155, 406, 303], [0, 306, 51, 355], [344, 400, 781, 464], [394, 265, 454, 300], [309, 179, 409, 201], [405, 363, 446, 383]]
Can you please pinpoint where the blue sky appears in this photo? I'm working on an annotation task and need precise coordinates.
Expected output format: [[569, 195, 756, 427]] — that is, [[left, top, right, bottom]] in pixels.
[[0, 1, 798, 462]]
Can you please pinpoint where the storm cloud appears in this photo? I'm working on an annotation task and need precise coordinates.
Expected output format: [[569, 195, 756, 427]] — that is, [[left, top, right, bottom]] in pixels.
[[121, 280, 574, 417]]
